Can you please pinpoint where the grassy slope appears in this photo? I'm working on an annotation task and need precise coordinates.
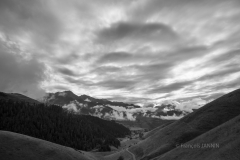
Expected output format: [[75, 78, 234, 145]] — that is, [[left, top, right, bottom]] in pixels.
[[121, 139, 140, 149], [117, 118, 174, 131], [128, 88, 240, 160], [143, 123, 171, 139], [104, 150, 133, 160], [155, 113, 240, 160], [0, 131, 96, 160], [81, 151, 105, 160]]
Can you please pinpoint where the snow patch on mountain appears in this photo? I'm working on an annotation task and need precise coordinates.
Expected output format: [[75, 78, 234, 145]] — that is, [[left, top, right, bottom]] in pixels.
[[93, 105, 104, 109], [159, 114, 185, 120], [46, 94, 55, 101], [62, 100, 87, 112], [62, 101, 79, 112], [58, 92, 67, 97], [61, 98, 207, 121], [103, 110, 136, 121], [125, 112, 136, 121], [107, 105, 127, 112], [91, 111, 103, 118], [84, 98, 91, 102]]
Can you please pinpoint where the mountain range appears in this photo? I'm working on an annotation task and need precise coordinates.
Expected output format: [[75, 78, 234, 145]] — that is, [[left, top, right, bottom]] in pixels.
[[0, 90, 210, 131], [1, 88, 240, 160], [42, 91, 206, 122]]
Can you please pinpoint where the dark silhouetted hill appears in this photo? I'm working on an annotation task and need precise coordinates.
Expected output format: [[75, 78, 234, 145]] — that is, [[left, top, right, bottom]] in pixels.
[[0, 131, 96, 160], [0, 98, 130, 151]]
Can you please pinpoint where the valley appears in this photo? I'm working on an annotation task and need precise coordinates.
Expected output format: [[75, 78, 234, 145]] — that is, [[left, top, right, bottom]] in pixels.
[[1, 88, 240, 160], [1, 0, 239, 159]]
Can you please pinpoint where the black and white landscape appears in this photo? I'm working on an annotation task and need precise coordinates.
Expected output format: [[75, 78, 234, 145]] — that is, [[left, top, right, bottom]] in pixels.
[[0, 0, 240, 160]]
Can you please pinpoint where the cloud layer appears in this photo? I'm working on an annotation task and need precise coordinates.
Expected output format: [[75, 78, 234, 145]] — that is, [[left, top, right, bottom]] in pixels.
[[0, 0, 240, 103]]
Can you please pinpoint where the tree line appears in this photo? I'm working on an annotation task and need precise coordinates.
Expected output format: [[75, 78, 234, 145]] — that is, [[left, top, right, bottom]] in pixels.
[[0, 99, 130, 151]]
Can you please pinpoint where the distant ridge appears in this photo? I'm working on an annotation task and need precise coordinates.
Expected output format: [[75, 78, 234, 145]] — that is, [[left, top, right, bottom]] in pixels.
[[0, 92, 40, 104], [42, 91, 191, 123], [43, 90, 140, 108]]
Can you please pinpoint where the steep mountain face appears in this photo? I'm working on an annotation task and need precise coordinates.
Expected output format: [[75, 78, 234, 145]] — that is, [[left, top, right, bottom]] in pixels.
[[43, 91, 142, 121], [43, 91, 203, 122], [42, 91, 79, 106], [128, 88, 240, 160]]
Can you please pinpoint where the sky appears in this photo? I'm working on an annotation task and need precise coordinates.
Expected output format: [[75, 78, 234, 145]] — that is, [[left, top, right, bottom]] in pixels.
[[0, 0, 240, 104]]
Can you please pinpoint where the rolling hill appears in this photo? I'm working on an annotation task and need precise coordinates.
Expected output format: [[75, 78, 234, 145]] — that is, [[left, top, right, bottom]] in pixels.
[[154, 113, 240, 160], [0, 131, 97, 160], [125, 88, 240, 160]]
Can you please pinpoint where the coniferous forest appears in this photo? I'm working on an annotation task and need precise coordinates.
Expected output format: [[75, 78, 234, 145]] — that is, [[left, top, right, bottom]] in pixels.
[[0, 99, 130, 151]]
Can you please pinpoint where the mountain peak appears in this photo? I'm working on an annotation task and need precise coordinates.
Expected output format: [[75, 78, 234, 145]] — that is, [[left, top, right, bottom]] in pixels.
[[52, 90, 78, 97], [63, 90, 74, 93], [79, 94, 91, 98], [61, 90, 75, 95]]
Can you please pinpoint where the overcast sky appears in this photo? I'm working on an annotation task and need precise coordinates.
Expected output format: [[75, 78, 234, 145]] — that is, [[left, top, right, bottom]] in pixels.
[[0, 0, 240, 103]]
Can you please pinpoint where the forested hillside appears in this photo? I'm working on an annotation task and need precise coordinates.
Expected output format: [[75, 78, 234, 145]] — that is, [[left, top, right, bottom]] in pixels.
[[0, 99, 130, 151]]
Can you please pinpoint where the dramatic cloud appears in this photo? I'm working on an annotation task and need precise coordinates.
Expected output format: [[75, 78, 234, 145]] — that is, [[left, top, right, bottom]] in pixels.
[[56, 66, 78, 77], [96, 22, 180, 45], [0, 37, 45, 99], [95, 79, 137, 90], [0, 0, 240, 105], [96, 52, 133, 64], [0, 0, 62, 50], [146, 81, 193, 94]]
